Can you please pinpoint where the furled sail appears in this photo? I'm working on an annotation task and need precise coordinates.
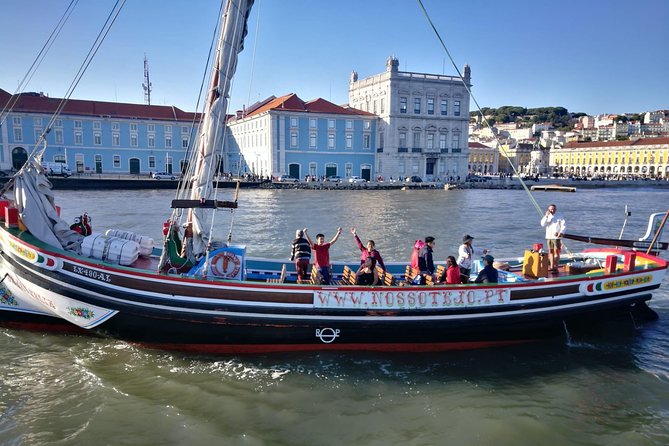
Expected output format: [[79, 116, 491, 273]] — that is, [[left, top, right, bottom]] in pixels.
[[188, 0, 254, 257], [13, 156, 83, 251]]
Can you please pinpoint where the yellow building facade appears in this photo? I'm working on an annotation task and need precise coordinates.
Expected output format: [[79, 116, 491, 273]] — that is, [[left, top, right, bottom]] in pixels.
[[551, 137, 669, 178]]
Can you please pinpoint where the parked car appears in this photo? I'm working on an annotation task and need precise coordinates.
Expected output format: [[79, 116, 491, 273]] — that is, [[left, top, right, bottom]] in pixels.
[[277, 175, 299, 183], [152, 172, 179, 180], [347, 176, 366, 183], [405, 175, 423, 183], [324, 175, 341, 183]]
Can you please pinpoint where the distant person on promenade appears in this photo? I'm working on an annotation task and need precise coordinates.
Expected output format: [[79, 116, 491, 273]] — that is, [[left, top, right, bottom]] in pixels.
[[304, 227, 342, 285], [457, 234, 488, 283], [289, 229, 311, 282], [540, 203, 566, 272], [350, 227, 386, 271], [475, 254, 499, 283], [355, 258, 380, 286]]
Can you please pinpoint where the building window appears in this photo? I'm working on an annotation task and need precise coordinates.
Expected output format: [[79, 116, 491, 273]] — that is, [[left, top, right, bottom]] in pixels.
[[113, 155, 120, 168], [373, 100, 377, 114], [112, 133, 120, 146], [399, 160, 406, 174], [165, 125, 172, 134], [454, 100, 461, 116], [13, 128, 22, 142], [55, 129, 63, 144], [290, 132, 298, 148], [94, 133, 102, 145], [74, 120, 82, 129], [55, 119, 63, 127], [309, 118, 317, 129], [441, 100, 448, 116], [427, 133, 434, 150], [439, 134, 447, 150], [309, 132, 316, 148], [363, 134, 370, 149], [452, 134, 460, 150], [413, 132, 420, 148], [148, 134, 155, 148], [328, 133, 335, 149], [400, 97, 407, 114], [414, 98, 421, 114], [112, 122, 120, 131], [149, 156, 156, 169], [346, 120, 353, 130], [346, 133, 353, 149], [148, 124, 155, 132], [182, 137, 189, 149], [181, 125, 188, 134], [130, 123, 138, 132], [130, 134, 138, 147], [427, 98, 434, 115], [309, 162, 317, 177], [399, 132, 407, 149], [34, 129, 42, 142], [345, 163, 352, 178], [165, 136, 172, 148], [380, 98, 385, 114], [12, 117, 22, 126], [328, 119, 335, 129], [290, 117, 298, 128], [74, 131, 83, 145], [34, 117, 42, 127], [93, 121, 101, 130], [364, 120, 371, 130]]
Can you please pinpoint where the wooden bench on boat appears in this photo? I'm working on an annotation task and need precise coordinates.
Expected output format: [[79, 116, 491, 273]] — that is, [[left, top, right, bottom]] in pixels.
[[336, 265, 356, 286], [297, 265, 323, 285], [266, 264, 286, 284], [404, 265, 435, 285], [376, 266, 396, 286]]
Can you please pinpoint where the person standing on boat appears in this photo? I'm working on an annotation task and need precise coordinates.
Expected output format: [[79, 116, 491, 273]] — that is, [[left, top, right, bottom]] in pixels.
[[304, 227, 342, 285], [457, 234, 488, 283], [474, 254, 499, 283], [350, 227, 386, 271], [540, 204, 566, 272], [290, 229, 311, 282], [418, 236, 436, 277]]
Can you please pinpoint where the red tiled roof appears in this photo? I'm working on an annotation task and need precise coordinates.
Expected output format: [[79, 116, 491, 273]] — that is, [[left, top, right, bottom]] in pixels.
[[563, 137, 669, 149], [468, 142, 491, 149], [240, 93, 374, 119], [0, 88, 200, 121]]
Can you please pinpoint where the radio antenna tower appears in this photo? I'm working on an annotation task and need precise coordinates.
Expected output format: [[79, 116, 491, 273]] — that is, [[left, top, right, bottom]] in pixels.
[[142, 54, 152, 105]]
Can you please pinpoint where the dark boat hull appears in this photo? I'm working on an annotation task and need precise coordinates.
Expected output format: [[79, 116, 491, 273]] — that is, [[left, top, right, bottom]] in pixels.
[[0, 228, 665, 354]]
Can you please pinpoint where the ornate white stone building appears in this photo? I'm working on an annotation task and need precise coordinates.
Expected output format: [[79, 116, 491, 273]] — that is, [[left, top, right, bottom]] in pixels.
[[348, 57, 470, 181]]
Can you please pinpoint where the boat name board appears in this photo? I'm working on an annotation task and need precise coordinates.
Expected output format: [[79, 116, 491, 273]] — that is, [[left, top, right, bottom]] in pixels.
[[313, 288, 511, 310]]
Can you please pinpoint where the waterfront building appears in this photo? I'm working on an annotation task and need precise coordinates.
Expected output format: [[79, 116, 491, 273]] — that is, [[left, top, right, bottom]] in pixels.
[[467, 142, 498, 174], [0, 88, 198, 175], [551, 137, 669, 178], [224, 93, 376, 180], [498, 141, 535, 175], [348, 57, 470, 181]]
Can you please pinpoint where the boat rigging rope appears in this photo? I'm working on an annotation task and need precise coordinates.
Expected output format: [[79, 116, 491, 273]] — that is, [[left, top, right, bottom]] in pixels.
[[0, 0, 80, 128], [415, 0, 543, 218]]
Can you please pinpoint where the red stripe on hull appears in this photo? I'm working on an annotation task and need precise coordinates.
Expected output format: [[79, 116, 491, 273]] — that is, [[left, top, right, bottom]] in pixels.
[[138, 339, 539, 355], [0, 321, 87, 334]]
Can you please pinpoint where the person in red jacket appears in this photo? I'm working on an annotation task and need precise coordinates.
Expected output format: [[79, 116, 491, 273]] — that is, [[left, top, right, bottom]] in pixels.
[[350, 227, 386, 271], [445, 256, 461, 284]]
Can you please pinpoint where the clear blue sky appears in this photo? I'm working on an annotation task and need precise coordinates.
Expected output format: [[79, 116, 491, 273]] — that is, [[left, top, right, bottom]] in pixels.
[[1, 0, 667, 116]]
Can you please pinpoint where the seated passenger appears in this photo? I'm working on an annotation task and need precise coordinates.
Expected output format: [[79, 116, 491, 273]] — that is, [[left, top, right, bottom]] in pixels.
[[355, 258, 379, 286], [444, 256, 461, 284], [475, 254, 499, 284]]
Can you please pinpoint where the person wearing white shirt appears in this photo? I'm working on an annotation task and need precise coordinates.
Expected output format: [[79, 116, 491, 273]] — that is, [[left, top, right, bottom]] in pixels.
[[540, 204, 567, 272], [457, 234, 488, 283]]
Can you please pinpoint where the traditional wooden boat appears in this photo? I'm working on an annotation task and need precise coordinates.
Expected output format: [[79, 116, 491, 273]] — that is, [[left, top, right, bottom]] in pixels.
[[530, 184, 577, 192], [0, 0, 667, 354]]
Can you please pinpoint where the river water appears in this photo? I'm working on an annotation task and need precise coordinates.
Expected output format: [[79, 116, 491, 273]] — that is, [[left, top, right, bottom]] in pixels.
[[1, 187, 668, 445]]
